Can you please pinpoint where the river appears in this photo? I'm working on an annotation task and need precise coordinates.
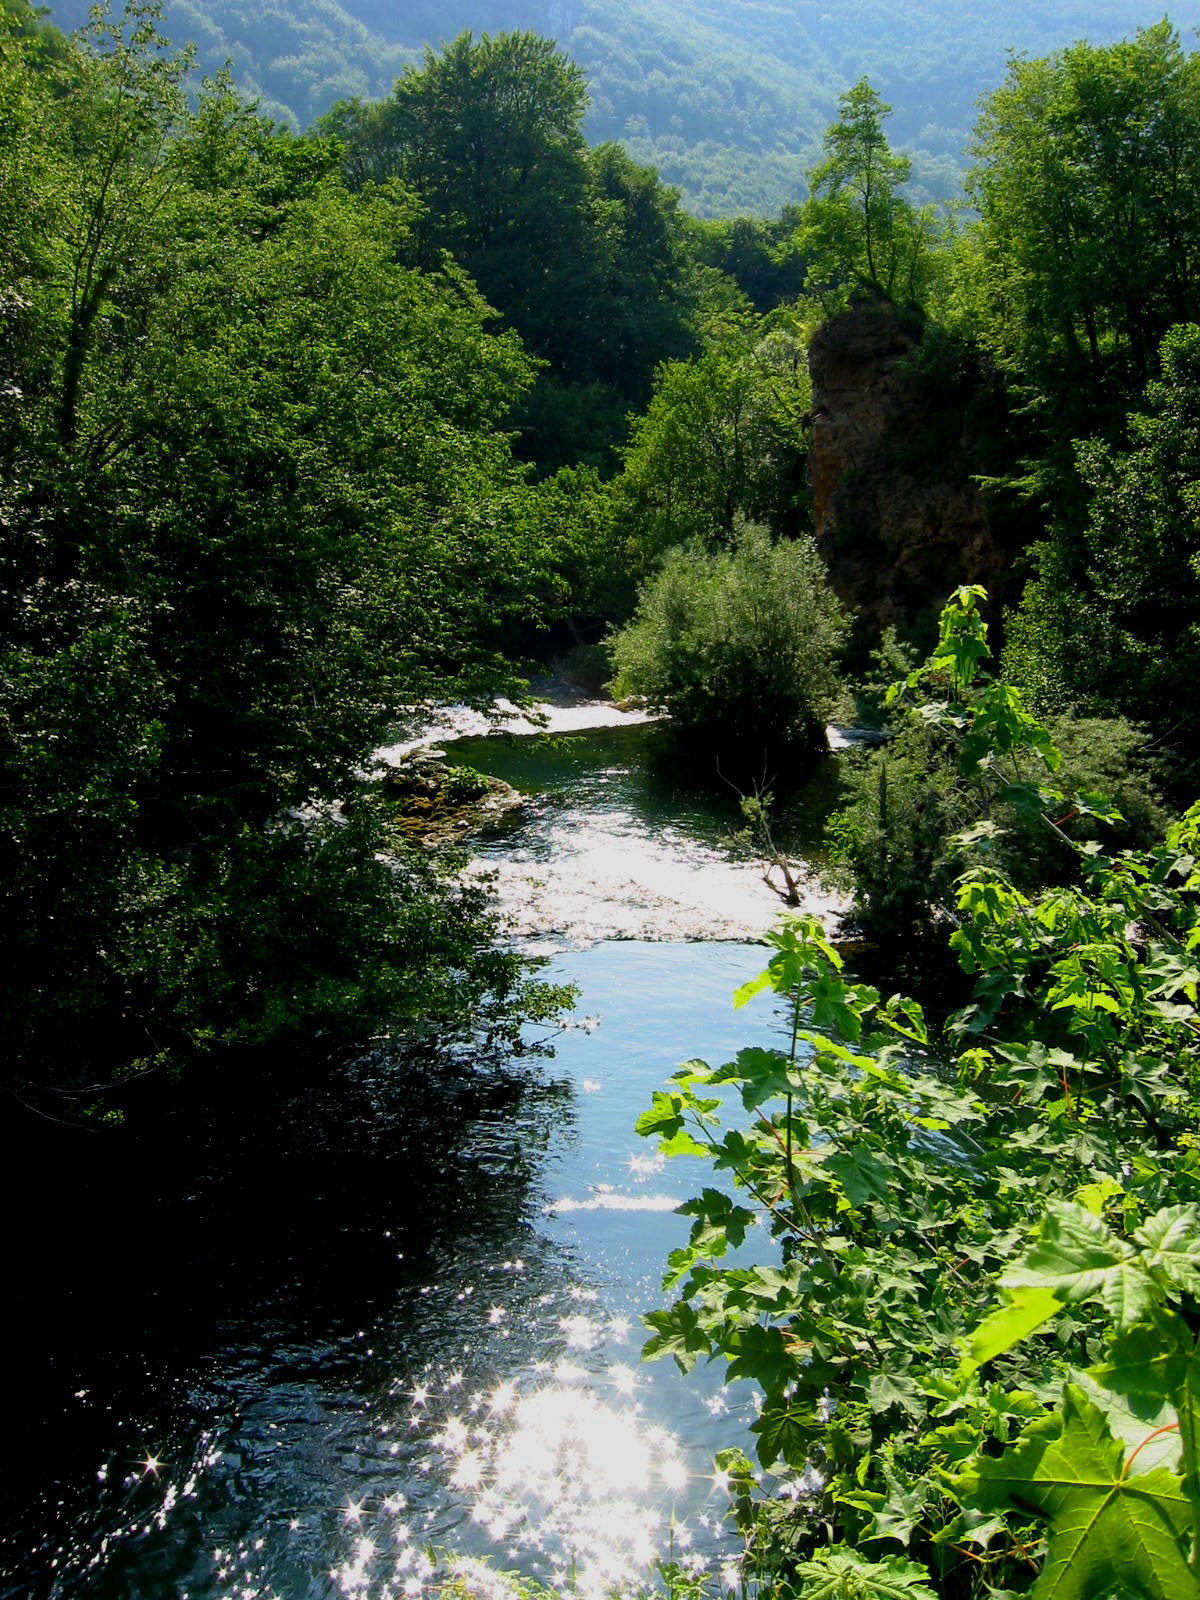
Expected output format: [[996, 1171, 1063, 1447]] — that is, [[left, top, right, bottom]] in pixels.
[[2, 695, 849, 1600]]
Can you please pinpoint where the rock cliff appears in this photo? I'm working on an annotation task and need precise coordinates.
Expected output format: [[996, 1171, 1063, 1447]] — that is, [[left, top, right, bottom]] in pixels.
[[807, 307, 1017, 656]]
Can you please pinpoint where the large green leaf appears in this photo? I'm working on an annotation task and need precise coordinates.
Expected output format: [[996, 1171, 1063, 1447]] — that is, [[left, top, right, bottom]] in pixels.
[[826, 1142, 892, 1208], [949, 1386, 1195, 1600], [1000, 1202, 1155, 1331], [641, 1302, 712, 1372], [960, 1284, 1063, 1374], [1134, 1206, 1200, 1298], [726, 1045, 801, 1112], [752, 1396, 812, 1469], [725, 1323, 798, 1392]]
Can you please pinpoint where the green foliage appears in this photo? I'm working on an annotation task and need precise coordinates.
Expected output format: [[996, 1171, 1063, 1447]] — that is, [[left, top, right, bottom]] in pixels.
[[324, 33, 705, 474], [829, 590, 1168, 945], [961, 22, 1200, 439], [362, 30, 591, 368], [797, 78, 945, 312], [0, 7, 572, 1106], [640, 587, 1200, 1597], [686, 208, 806, 314], [607, 321, 813, 591], [607, 523, 848, 768], [1002, 322, 1200, 773]]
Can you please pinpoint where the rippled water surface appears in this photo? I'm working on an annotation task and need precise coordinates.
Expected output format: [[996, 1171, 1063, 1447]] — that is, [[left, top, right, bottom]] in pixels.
[[446, 718, 845, 946], [5, 708, 846, 1600]]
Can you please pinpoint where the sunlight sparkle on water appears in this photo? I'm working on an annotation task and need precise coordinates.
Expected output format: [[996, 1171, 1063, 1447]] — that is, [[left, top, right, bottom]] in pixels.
[[557, 1314, 602, 1350], [489, 1381, 517, 1416], [402, 1363, 712, 1600]]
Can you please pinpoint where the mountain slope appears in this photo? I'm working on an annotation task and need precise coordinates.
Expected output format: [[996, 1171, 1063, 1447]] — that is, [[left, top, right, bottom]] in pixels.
[[44, 0, 1188, 214]]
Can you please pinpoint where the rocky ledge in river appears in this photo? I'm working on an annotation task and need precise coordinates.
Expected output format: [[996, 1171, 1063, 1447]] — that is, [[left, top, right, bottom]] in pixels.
[[375, 749, 523, 845]]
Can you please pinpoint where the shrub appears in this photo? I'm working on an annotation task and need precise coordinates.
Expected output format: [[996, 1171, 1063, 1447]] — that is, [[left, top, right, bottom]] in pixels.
[[607, 523, 848, 771], [827, 593, 1170, 947]]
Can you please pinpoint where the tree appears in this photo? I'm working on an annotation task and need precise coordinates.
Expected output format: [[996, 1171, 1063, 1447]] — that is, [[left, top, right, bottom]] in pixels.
[[0, 14, 571, 1107], [963, 22, 1200, 435], [797, 78, 941, 309], [609, 324, 812, 591], [365, 29, 591, 376], [638, 593, 1200, 1597], [325, 45, 708, 474], [607, 522, 847, 768], [1003, 321, 1200, 767], [576, 142, 695, 398]]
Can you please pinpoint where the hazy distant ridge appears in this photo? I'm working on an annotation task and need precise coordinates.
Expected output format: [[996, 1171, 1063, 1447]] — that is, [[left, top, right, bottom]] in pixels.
[[45, 0, 1188, 213]]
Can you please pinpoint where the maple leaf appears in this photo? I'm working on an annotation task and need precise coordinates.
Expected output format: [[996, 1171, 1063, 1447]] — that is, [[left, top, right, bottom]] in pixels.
[[1000, 1202, 1155, 1331], [947, 1386, 1196, 1600], [788, 1548, 938, 1599], [1134, 1205, 1200, 1298]]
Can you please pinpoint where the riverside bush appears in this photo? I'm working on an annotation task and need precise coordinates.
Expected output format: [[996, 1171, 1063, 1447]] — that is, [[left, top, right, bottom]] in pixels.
[[607, 523, 848, 771], [827, 594, 1169, 947], [639, 589, 1200, 1598]]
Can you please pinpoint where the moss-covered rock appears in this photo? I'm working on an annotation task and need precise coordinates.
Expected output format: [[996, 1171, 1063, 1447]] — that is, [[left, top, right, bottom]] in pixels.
[[375, 751, 523, 844]]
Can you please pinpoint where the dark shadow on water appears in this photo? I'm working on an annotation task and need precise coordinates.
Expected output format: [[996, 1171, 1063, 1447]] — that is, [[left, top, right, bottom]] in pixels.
[[1, 1037, 576, 1598]]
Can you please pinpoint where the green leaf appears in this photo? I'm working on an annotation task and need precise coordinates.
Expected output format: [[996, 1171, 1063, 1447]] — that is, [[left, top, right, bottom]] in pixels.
[[635, 1090, 690, 1141], [678, 1188, 755, 1253], [868, 1366, 927, 1421], [1068, 1363, 1181, 1478], [658, 1128, 710, 1158], [1001, 1202, 1155, 1331], [810, 970, 865, 1040], [641, 1303, 712, 1373], [961, 1285, 1063, 1374], [1086, 1316, 1195, 1429], [947, 1386, 1194, 1600], [725, 1323, 798, 1392], [788, 1548, 938, 1600], [862, 1462, 930, 1548], [1134, 1206, 1200, 1298], [752, 1396, 812, 1469], [826, 1143, 892, 1208], [733, 969, 772, 1009], [728, 1045, 801, 1112]]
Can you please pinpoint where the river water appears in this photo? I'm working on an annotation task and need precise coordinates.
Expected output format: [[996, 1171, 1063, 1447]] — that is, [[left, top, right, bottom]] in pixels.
[[3, 700, 848, 1600]]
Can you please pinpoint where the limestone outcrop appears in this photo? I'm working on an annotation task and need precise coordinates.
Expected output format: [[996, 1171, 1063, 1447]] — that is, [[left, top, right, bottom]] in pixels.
[[807, 307, 1017, 654]]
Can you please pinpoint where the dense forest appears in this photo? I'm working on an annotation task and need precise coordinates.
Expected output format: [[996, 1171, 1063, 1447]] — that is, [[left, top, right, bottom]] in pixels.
[[42, 0, 1179, 213], [6, 0, 1200, 1595]]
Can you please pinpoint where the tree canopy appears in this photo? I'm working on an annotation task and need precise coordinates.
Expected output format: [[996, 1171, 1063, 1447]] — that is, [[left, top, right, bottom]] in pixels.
[[962, 20, 1200, 434], [0, 2, 570, 1106]]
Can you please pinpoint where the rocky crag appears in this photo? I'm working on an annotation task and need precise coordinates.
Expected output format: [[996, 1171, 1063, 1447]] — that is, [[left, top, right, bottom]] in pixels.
[[807, 306, 1021, 658]]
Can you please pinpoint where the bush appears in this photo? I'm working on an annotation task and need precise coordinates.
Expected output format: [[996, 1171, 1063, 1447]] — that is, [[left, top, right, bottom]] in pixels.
[[607, 523, 848, 770], [827, 599, 1170, 947]]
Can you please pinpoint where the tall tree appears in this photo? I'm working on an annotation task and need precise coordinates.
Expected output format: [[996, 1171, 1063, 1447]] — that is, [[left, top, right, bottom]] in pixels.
[[377, 30, 591, 374], [1004, 321, 1200, 761], [0, 10, 569, 1106], [964, 21, 1200, 434], [797, 78, 940, 308], [324, 35, 711, 474]]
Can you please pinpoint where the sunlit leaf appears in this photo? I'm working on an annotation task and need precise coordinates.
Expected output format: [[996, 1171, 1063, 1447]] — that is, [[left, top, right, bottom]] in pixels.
[[960, 1285, 1063, 1374], [1000, 1202, 1154, 1330], [1134, 1206, 1200, 1297], [947, 1387, 1193, 1600], [788, 1548, 938, 1599]]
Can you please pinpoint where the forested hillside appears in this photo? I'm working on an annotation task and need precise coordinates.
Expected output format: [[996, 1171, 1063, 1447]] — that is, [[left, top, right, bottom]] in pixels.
[[42, 0, 1181, 213]]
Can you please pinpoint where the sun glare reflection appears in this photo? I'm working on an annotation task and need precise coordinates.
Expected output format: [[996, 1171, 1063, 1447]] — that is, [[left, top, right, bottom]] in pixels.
[[369, 1351, 733, 1600]]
